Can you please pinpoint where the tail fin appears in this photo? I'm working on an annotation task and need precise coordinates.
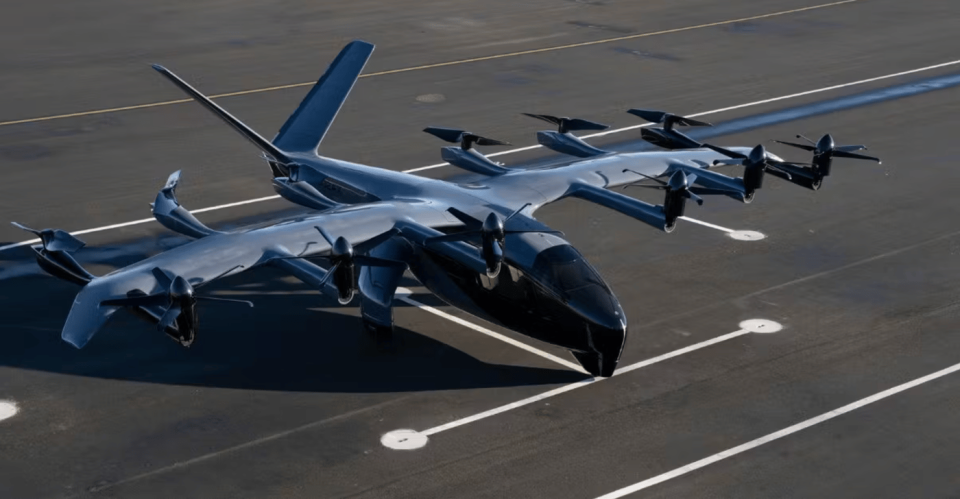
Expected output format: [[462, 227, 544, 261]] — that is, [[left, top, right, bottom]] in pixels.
[[272, 40, 374, 155], [152, 40, 374, 161]]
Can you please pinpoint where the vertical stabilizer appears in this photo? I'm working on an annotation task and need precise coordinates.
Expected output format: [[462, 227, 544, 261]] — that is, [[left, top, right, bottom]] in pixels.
[[272, 40, 375, 155]]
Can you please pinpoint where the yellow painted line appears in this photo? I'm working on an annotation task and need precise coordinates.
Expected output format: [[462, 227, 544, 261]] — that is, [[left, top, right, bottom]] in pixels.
[[0, 0, 861, 128]]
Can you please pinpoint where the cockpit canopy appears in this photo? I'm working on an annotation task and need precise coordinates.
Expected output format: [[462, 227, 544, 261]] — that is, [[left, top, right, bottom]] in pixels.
[[527, 244, 621, 325]]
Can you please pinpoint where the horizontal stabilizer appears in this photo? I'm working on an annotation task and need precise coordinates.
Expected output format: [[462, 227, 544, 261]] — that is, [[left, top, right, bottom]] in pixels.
[[273, 40, 375, 155]]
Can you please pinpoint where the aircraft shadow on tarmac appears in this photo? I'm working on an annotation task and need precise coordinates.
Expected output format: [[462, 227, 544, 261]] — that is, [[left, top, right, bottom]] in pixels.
[[0, 241, 586, 394]]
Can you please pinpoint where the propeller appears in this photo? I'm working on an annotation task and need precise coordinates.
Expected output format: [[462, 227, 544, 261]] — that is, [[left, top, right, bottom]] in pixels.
[[775, 133, 880, 177], [312, 226, 406, 304], [423, 127, 511, 150], [626, 109, 713, 130], [522, 114, 609, 134], [622, 168, 744, 201], [101, 266, 252, 346], [705, 143, 804, 179], [427, 204, 562, 278], [11, 222, 86, 252], [622, 169, 704, 205]]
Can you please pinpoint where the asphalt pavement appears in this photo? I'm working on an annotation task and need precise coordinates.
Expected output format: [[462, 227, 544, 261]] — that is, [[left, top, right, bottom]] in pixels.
[[2, 0, 960, 497]]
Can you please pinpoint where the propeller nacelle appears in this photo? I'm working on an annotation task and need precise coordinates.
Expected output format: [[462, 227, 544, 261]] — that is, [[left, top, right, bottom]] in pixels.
[[622, 169, 708, 232], [426, 204, 562, 279], [313, 226, 405, 305], [775, 133, 880, 182]]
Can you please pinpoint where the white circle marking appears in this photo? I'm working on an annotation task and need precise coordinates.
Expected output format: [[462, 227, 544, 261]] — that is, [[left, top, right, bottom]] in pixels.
[[728, 230, 766, 241], [740, 319, 783, 334], [0, 401, 18, 422], [382, 429, 428, 450]]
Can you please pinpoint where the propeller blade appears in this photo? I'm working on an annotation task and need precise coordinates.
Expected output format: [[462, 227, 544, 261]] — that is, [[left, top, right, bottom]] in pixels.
[[317, 261, 340, 289], [703, 143, 747, 159], [763, 163, 793, 180], [836, 144, 867, 152], [712, 159, 744, 166], [353, 227, 400, 255], [522, 114, 609, 132], [504, 203, 532, 224], [11, 222, 40, 236], [774, 140, 816, 152], [797, 134, 817, 145], [446, 207, 484, 230], [196, 296, 254, 307], [622, 169, 668, 186], [314, 225, 337, 247], [565, 118, 610, 131], [686, 173, 699, 186], [833, 150, 881, 163], [474, 136, 512, 147], [522, 113, 561, 126], [684, 190, 705, 206], [623, 183, 667, 191], [151, 267, 173, 289], [423, 126, 466, 143], [626, 109, 668, 123], [157, 304, 182, 331]]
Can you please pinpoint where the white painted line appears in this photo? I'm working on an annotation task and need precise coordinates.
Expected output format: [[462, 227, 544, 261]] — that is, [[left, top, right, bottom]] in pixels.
[[593, 359, 960, 499], [0, 400, 18, 422], [382, 323, 773, 448], [610, 328, 751, 378], [396, 293, 588, 374], [4, 59, 958, 253], [677, 216, 734, 233]]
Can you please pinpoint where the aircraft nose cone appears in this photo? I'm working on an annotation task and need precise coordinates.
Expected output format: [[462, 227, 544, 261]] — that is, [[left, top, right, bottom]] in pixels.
[[573, 321, 627, 378]]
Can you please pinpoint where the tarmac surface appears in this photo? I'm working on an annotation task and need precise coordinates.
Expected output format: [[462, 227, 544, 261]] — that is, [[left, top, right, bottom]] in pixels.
[[2, 0, 960, 497]]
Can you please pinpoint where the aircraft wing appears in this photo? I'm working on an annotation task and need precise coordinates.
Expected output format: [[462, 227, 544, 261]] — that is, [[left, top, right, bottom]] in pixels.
[[49, 196, 464, 349]]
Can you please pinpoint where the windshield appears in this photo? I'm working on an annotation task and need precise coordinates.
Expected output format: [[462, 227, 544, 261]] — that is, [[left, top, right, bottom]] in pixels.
[[529, 245, 615, 310]]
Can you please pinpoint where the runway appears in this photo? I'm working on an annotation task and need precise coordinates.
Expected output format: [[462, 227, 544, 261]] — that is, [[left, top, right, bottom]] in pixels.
[[2, 0, 960, 497]]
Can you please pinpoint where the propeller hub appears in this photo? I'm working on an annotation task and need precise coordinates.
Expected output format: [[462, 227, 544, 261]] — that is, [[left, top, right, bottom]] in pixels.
[[747, 144, 767, 165], [482, 212, 505, 241], [332, 236, 354, 260], [667, 170, 689, 191], [169, 275, 195, 300], [816, 134, 835, 155]]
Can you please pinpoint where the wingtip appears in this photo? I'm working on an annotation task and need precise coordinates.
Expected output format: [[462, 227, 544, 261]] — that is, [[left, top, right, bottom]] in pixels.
[[151, 64, 167, 72]]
